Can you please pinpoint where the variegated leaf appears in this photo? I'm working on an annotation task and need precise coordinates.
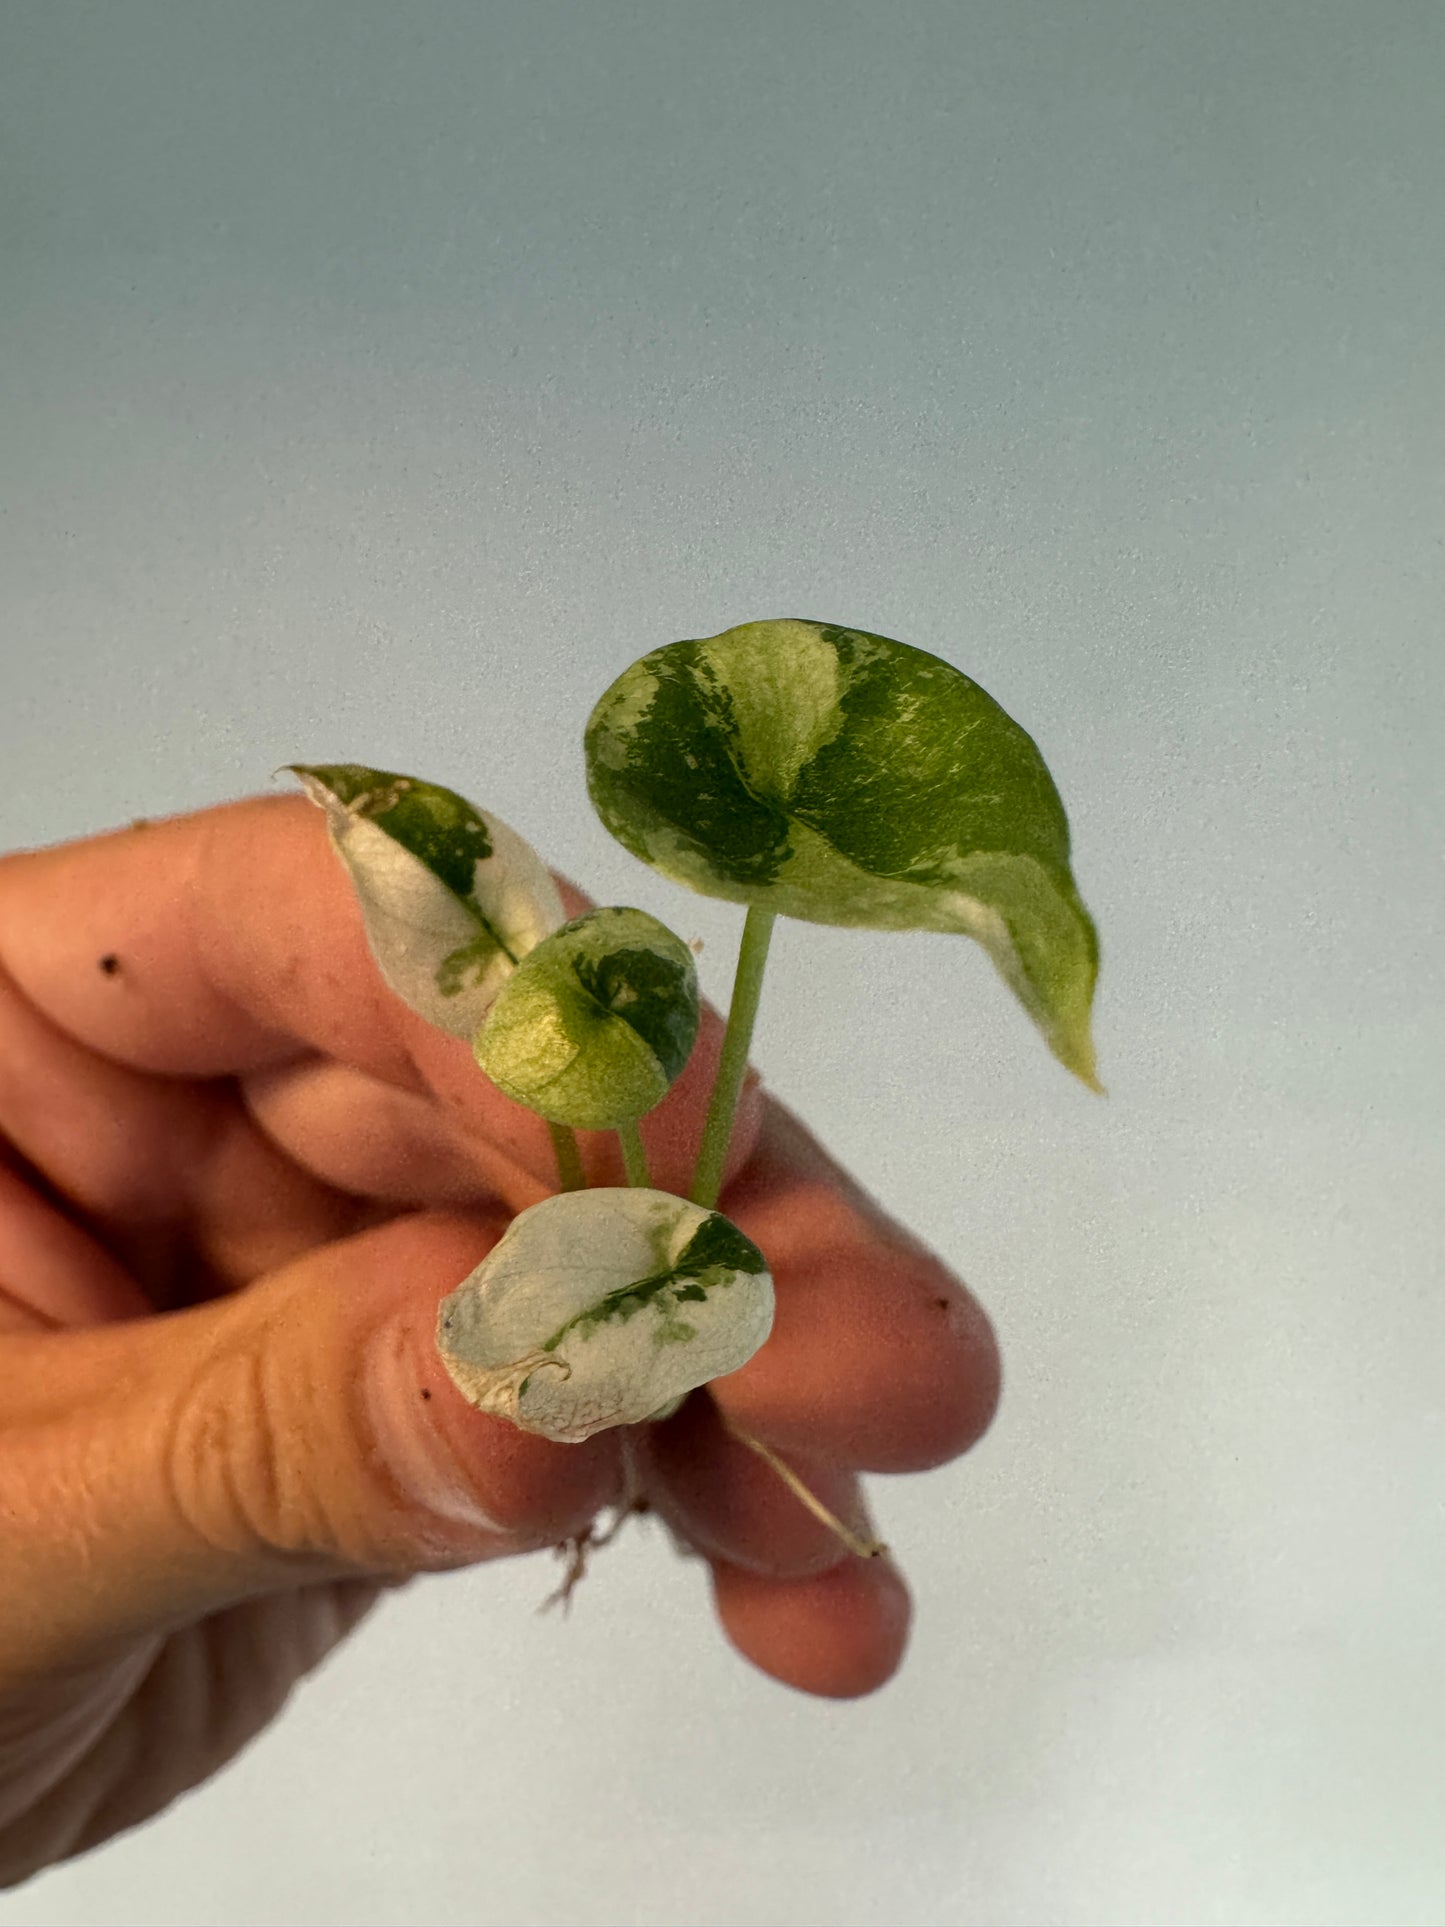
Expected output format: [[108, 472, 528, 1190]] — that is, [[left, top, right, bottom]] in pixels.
[[435, 1188, 773, 1442], [290, 764, 565, 1039], [475, 906, 699, 1129], [585, 620, 1102, 1088]]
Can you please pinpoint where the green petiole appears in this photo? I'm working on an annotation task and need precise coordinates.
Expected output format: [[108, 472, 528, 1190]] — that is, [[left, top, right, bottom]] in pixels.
[[689, 904, 776, 1209], [547, 1121, 586, 1192], [617, 1117, 652, 1188]]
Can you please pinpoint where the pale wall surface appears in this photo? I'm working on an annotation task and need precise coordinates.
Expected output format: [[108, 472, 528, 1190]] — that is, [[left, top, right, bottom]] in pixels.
[[2, 5, 1442, 1924]]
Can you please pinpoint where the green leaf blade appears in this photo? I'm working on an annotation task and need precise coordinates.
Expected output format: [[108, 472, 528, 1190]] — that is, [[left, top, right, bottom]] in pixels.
[[586, 640, 795, 891], [475, 906, 700, 1128], [791, 626, 1073, 881], [584, 620, 1102, 1088]]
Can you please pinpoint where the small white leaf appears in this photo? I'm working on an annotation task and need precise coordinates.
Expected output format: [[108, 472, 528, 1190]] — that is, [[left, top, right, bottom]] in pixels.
[[290, 764, 565, 1038], [435, 1189, 773, 1443]]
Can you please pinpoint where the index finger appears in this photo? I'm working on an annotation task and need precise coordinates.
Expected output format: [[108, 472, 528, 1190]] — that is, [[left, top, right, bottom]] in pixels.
[[0, 794, 757, 1202], [0, 795, 493, 1082]]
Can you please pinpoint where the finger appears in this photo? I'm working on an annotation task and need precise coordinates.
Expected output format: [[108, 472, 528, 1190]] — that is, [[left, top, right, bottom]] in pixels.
[[713, 1102, 1002, 1473], [0, 1156, 151, 1330], [634, 1391, 880, 1579], [0, 1212, 621, 1683], [0, 959, 375, 1305], [710, 1555, 912, 1699], [0, 800, 406, 1081], [239, 998, 762, 1208], [0, 798, 761, 1209], [239, 1058, 521, 1207]]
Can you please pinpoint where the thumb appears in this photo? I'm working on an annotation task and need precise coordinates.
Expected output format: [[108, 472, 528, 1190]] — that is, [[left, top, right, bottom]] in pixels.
[[0, 1213, 622, 1680]]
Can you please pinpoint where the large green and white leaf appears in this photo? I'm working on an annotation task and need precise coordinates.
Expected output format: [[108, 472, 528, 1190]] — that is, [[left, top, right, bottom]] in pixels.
[[290, 764, 565, 1039], [435, 1188, 773, 1443], [476, 906, 699, 1129], [585, 619, 1102, 1088]]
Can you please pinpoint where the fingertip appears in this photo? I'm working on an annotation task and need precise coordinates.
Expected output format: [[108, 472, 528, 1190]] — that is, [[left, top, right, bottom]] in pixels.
[[711, 1554, 912, 1700], [423, 1386, 625, 1548], [928, 1284, 1003, 1463], [715, 1239, 1003, 1474]]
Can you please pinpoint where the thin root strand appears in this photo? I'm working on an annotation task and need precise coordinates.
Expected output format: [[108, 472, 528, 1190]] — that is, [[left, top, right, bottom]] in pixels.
[[725, 1423, 888, 1561]]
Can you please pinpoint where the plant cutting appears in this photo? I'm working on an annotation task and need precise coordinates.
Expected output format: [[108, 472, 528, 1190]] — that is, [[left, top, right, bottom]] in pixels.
[[291, 617, 1100, 1569]]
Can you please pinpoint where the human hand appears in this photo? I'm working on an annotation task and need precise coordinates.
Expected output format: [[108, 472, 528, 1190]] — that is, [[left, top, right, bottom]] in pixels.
[[0, 796, 999, 1885]]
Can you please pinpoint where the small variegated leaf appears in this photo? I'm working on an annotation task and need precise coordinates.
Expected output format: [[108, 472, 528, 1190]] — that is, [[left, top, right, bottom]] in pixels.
[[435, 1188, 773, 1443], [475, 906, 700, 1129], [290, 764, 565, 1039], [585, 619, 1102, 1089]]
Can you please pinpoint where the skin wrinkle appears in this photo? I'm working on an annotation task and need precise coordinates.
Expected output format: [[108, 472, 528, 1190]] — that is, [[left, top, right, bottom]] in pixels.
[[157, 1248, 555, 1575], [40, 1674, 153, 1873], [158, 1322, 337, 1575], [0, 1645, 157, 1874], [3, 1424, 114, 1610]]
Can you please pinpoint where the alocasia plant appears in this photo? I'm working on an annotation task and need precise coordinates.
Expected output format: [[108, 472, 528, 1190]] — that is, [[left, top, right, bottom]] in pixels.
[[293, 618, 1101, 1557]]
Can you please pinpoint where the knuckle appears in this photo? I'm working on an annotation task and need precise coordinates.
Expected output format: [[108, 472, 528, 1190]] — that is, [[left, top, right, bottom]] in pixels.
[[159, 1336, 438, 1575]]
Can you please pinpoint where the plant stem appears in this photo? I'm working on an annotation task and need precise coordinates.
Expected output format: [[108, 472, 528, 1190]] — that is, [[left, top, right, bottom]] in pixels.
[[689, 904, 777, 1209], [547, 1121, 586, 1192], [617, 1117, 651, 1188]]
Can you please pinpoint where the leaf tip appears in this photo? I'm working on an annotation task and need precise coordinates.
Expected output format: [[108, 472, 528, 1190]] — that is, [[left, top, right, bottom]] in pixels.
[[282, 764, 336, 809], [1049, 1011, 1105, 1095], [1062, 1041, 1105, 1096]]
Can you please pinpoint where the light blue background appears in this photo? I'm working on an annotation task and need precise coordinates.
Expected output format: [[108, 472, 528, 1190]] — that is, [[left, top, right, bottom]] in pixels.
[[3, 5, 1443, 1923]]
